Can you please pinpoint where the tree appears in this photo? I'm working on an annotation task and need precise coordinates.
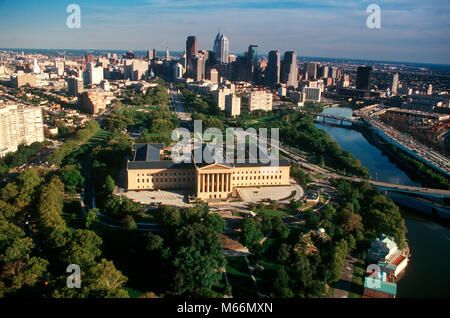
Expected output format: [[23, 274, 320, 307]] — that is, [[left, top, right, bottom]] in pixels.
[[103, 175, 116, 194], [62, 230, 103, 269], [204, 213, 226, 234], [84, 259, 128, 298], [171, 223, 225, 294], [274, 267, 294, 298], [277, 243, 291, 264], [59, 165, 85, 193], [145, 233, 164, 252], [86, 209, 100, 229], [240, 218, 263, 248], [121, 215, 137, 231]]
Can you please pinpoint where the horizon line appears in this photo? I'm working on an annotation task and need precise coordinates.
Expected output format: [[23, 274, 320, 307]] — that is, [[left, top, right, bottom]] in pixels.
[[2, 47, 450, 67]]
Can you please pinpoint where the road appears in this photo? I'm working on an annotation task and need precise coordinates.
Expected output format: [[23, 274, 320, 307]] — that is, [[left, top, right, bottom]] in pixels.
[[332, 256, 358, 298]]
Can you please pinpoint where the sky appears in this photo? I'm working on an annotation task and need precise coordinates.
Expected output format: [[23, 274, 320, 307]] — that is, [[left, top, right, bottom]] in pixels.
[[0, 0, 449, 64]]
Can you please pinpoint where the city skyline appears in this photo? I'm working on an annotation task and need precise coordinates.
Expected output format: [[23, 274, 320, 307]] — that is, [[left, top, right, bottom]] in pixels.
[[0, 0, 449, 65]]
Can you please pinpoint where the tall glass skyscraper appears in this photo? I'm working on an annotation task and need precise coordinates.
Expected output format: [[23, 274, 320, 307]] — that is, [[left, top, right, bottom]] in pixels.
[[213, 33, 229, 64]]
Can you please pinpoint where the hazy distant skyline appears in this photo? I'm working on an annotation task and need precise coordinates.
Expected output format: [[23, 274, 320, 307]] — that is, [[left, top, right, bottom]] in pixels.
[[0, 0, 449, 65]]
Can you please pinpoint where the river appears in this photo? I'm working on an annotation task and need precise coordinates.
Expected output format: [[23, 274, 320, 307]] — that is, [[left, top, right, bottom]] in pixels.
[[316, 106, 450, 298]]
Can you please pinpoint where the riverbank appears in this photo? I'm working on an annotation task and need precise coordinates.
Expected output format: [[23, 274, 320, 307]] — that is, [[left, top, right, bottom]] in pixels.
[[356, 123, 449, 190]]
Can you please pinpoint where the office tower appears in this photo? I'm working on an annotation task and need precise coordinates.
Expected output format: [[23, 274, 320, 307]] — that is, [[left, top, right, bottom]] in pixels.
[[78, 91, 107, 114], [245, 45, 259, 83], [0, 104, 44, 157], [305, 62, 317, 80], [356, 66, 372, 91], [186, 36, 198, 58], [247, 45, 258, 67], [207, 68, 219, 83], [186, 36, 198, 76], [192, 56, 205, 81], [147, 50, 154, 60], [427, 84, 433, 95], [265, 50, 281, 87], [174, 63, 184, 79], [391, 73, 399, 95], [319, 65, 329, 79], [225, 94, 241, 118], [86, 62, 104, 85], [248, 91, 273, 111], [85, 54, 95, 63], [280, 51, 298, 89], [302, 87, 322, 102], [67, 77, 84, 96], [213, 33, 229, 64]]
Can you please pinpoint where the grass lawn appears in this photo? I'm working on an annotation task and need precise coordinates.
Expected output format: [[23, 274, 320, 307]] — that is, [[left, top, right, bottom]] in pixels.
[[349, 258, 366, 298], [225, 257, 258, 298], [118, 106, 156, 113], [255, 207, 297, 218], [247, 238, 282, 297]]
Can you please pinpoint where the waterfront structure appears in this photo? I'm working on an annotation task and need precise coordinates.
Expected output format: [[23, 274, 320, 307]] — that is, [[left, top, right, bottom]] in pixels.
[[225, 94, 241, 118], [265, 50, 281, 87], [248, 91, 273, 111], [367, 234, 409, 279], [67, 77, 84, 97], [213, 33, 229, 64], [363, 272, 397, 298], [126, 143, 291, 201], [0, 104, 44, 157], [356, 66, 372, 91], [280, 51, 298, 89], [368, 235, 399, 262], [78, 90, 107, 114]]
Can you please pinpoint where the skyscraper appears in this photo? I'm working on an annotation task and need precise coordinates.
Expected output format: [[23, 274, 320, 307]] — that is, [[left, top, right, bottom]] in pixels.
[[281, 51, 298, 89], [391, 73, 399, 95], [356, 66, 372, 91], [213, 33, 229, 64], [305, 62, 317, 81], [265, 50, 281, 87], [186, 36, 198, 58], [246, 45, 258, 83], [147, 50, 154, 60], [186, 36, 199, 77]]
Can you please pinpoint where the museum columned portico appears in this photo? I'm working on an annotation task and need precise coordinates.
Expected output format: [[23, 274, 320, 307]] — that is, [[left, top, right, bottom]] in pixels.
[[196, 164, 234, 200]]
